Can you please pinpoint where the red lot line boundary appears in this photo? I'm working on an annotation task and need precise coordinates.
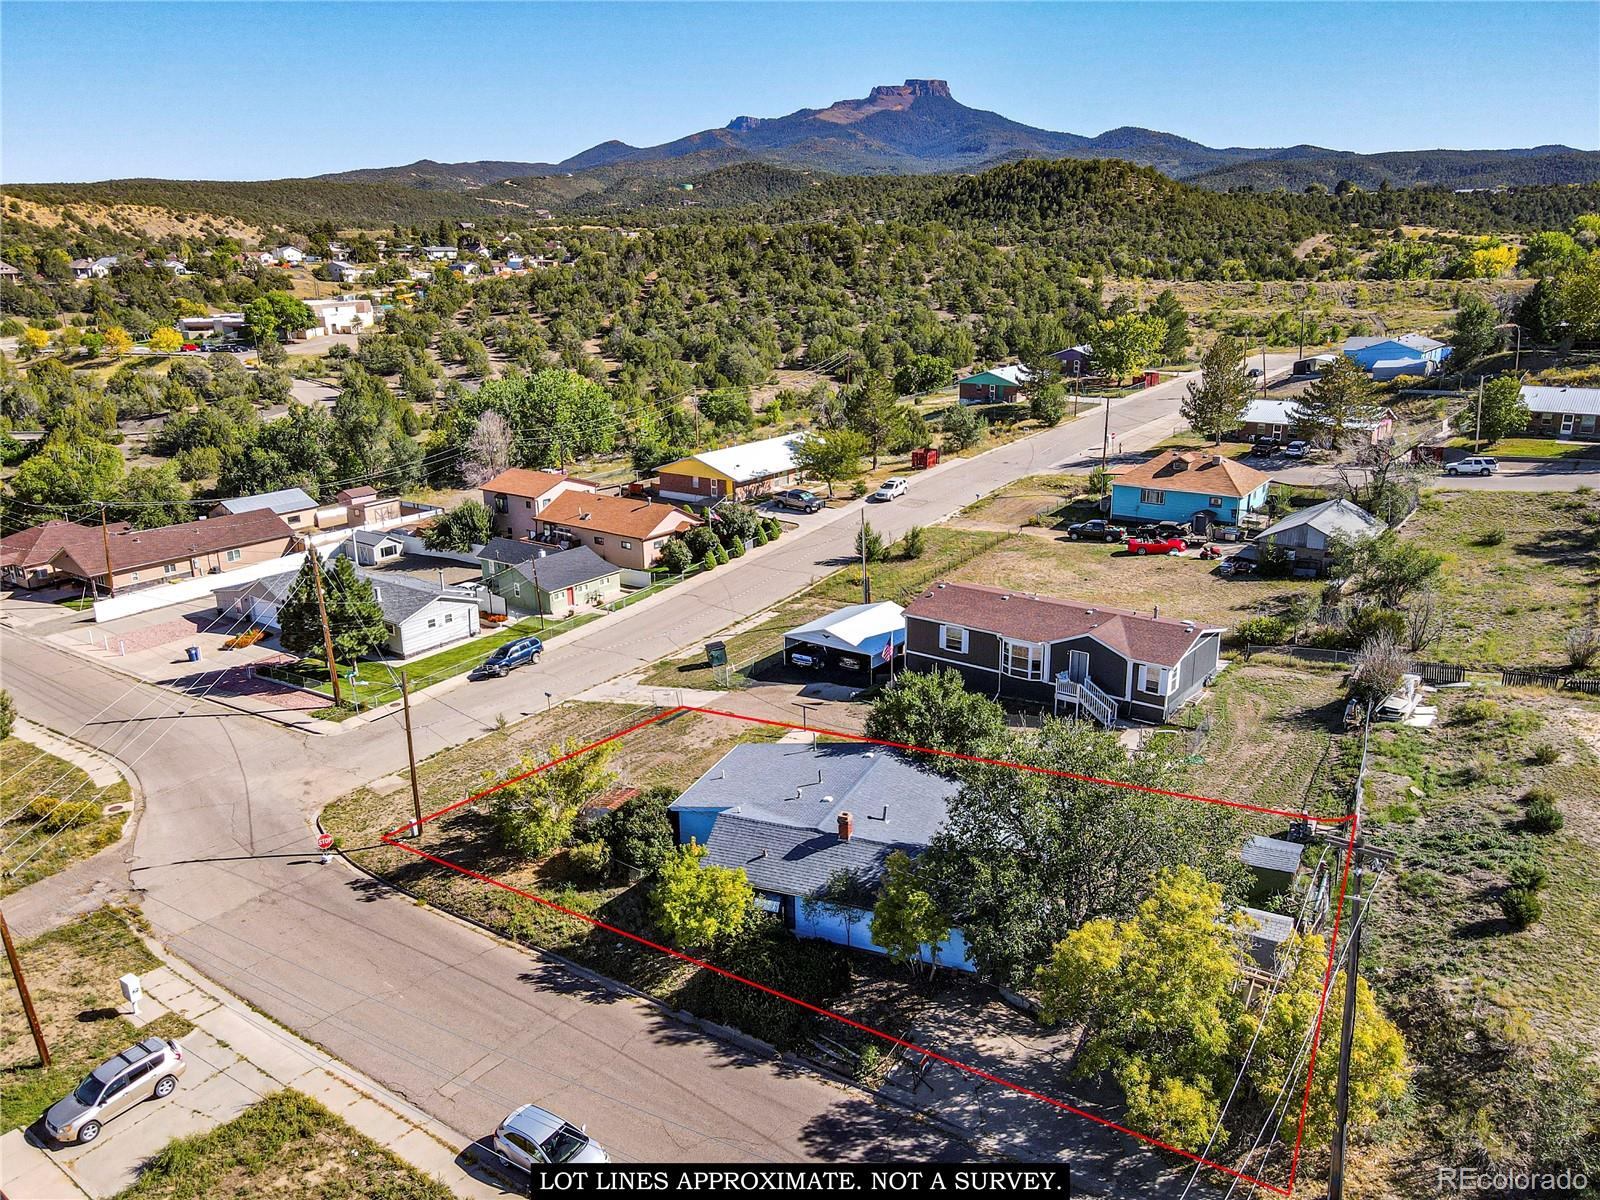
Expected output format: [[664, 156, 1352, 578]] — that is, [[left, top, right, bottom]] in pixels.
[[378, 704, 1357, 1195]]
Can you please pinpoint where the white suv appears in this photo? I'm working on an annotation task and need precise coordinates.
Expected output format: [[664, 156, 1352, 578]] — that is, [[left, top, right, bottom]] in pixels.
[[1447, 456, 1498, 477]]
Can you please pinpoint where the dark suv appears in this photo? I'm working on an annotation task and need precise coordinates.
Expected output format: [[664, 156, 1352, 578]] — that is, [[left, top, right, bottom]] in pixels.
[[773, 489, 823, 514], [472, 636, 543, 679]]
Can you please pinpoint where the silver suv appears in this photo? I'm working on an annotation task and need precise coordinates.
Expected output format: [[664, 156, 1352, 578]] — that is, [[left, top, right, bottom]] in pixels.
[[1447, 456, 1498, 476], [44, 1037, 187, 1144]]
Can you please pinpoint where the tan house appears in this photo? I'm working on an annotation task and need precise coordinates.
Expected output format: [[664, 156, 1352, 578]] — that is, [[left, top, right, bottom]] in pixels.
[[481, 469, 598, 541], [2, 520, 130, 590], [534, 491, 701, 575], [51, 510, 296, 593], [211, 487, 320, 532]]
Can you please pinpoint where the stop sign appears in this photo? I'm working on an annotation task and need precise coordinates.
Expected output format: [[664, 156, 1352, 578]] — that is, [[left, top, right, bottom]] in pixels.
[[317, 833, 334, 851]]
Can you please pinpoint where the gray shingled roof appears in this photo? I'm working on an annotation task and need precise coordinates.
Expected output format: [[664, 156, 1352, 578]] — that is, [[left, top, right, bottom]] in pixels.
[[704, 814, 924, 897], [218, 561, 472, 626], [510, 545, 618, 592], [479, 537, 543, 567], [672, 743, 958, 897]]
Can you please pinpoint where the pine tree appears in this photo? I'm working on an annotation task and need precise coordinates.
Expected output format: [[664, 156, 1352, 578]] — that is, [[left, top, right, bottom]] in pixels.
[[1180, 335, 1253, 444], [1290, 356, 1382, 450]]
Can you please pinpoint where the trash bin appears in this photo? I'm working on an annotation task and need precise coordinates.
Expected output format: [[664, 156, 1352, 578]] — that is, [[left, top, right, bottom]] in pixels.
[[186, 646, 202, 663], [705, 641, 727, 668]]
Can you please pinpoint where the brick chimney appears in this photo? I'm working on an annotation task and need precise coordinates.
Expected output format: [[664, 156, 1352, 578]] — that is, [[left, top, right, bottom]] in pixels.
[[837, 812, 854, 842]]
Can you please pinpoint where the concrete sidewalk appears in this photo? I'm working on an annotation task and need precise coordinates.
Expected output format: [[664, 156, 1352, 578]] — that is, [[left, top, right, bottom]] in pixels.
[[0, 939, 515, 1200]]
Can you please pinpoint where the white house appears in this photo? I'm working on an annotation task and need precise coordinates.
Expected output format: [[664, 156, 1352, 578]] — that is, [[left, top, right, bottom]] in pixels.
[[327, 261, 373, 284], [422, 245, 459, 262], [296, 297, 377, 338], [214, 563, 480, 658], [275, 246, 305, 265]]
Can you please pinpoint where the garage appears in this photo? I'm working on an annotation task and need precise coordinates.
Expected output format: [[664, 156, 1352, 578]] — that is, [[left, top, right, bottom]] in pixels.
[[782, 602, 905, 682]]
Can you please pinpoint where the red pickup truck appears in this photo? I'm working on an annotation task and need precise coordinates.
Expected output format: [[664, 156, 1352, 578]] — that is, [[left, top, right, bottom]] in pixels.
[[1125, 536, 1187, 556]]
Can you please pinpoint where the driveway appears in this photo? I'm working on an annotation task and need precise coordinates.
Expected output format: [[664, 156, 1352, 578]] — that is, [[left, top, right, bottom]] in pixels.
[[0, 355, 1295, 1182]]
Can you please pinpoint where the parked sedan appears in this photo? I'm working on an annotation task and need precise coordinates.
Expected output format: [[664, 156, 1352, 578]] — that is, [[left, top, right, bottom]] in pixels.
[[871, 477, 908, 502], [1125, 536, 1187, 556], [493, 1104, 609, 1169], [1066, 519, 1128, 543], [44, 1038, 186, 1145], [471, 636, 543, 679], [772, 489, 824, 514]]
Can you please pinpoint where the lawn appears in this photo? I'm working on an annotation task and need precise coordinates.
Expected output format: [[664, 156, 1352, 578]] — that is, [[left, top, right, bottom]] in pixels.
[[1, 908, 193, 1134], [112, 1088, 453, 1200], [642, 526, 1015, 689], [1443, 435, 1600, 461], [263, 608, 601, 714], [320, 701, 941, 1055], [1174, 657, 1353, 819], [1402, 489, 1600, 668], [0, 736, 129, 897]]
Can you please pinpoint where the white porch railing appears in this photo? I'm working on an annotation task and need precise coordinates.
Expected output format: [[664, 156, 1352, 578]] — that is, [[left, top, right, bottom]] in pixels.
[[1054, 673, 1117, 727]]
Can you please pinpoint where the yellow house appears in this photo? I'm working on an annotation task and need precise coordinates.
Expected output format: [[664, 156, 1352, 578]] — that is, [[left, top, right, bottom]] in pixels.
[[656, 433, 803, 504]]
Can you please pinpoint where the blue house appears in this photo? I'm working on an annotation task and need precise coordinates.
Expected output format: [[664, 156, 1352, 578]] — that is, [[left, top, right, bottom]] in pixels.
[[668, 743, 975, 971], [1110, 450, 1273, 531], [1342, 334, 1450, 381]]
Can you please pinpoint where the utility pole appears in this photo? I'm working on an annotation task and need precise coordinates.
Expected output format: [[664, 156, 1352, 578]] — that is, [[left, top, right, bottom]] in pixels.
[[859, 508, 871, 604], [1474, 378, 1485, 454], [1, 908, 49, 1067], [100, 504, 116, 599], [399, 671, 423, 839], [304, 542, 343, 708], [1100, 392, 1112, 470], [1327, 863, 1367, 1200]]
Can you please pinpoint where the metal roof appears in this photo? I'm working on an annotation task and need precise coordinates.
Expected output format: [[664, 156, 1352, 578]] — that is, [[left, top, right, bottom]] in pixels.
[[676, 433, 803, 485], [784, 602, 905, 657], [214, 488, 318, 516], [1256, 498, 1386, 541], [1521, 385, 1600, 417], [1241, 835, 1305, 875]]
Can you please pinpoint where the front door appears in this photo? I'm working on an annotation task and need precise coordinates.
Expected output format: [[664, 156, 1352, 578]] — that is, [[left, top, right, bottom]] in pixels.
[[566, 587, 575, 607], [1561, 414, 1576, 436], [1067, 650, 1090, 683]]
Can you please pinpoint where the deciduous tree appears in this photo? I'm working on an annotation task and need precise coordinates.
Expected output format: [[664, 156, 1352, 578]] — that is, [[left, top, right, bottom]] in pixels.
[[490, 738, 618, 859], [869, 851, 950, 975], [792, 428, 867, 497], [651, 841, 754, 948]]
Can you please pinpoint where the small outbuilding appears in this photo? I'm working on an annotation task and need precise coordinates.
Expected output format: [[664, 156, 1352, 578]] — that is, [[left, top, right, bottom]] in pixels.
[[782, 602, 905, 680]]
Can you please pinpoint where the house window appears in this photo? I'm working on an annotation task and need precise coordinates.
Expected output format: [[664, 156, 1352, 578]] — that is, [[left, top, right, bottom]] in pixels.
[[690, 476, 701, 489], [225, 549, 242, 562], [593, 535, 606, 545], [1140, 488, 1166, 506], [427, 618, 437, 629], [1137, 664, 1171, 696], [1002, 640, 1043, 680], [522, 499, 531, 509], [1208, 497, 1224, 508], [938, 624, 968, 654], [621, 540, 633, 550], [494, 496, 507, 513], [163, 561, 180, 575]]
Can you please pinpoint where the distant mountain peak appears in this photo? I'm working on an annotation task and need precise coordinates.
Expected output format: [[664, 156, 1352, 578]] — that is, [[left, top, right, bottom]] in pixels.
[[726, 115, 763, 133]]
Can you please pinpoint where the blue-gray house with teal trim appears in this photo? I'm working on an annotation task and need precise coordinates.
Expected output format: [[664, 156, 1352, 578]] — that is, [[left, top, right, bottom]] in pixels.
[[1109, 450, 1273, 531], [668, 743, 975, 971]]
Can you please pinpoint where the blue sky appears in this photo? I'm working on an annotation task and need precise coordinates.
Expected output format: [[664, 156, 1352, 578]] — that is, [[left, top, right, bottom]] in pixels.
[[3, 1, 1595, 182]]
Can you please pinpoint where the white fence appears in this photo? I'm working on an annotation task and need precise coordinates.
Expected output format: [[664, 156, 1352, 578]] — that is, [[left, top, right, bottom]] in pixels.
[[91, 552, 307, 623]]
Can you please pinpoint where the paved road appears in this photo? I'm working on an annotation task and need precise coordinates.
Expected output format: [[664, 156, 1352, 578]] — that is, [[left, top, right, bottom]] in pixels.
[[1270, 458, 1600, 492], [1, 358, 1295, 1182]]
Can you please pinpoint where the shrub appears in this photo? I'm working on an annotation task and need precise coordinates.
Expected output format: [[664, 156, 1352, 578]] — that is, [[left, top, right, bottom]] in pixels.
[[701, 550, 717, 572], [591, 787, 676, 876], [1455, 698, 1501, 724], [1529, 742, 1560, 766], [754, 525, 769, 547], [1508, 861, 1548, 892], [1525, 796, 1564, 834], [24, 795, 102, 830], [900, 524, 926, 560], [0, 689, 12, 740], [1233, 615, 1295, 646], [727, 537, 746, 559], [568, 840, 612, 879], [1500, 886, 1543, 929], [764, 518, 782, 540], [1477, 527, 1506, 547], [1348, 606, 1408, 645], [658, 537, 693, 575], [1566, 626, 1600, 670]]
